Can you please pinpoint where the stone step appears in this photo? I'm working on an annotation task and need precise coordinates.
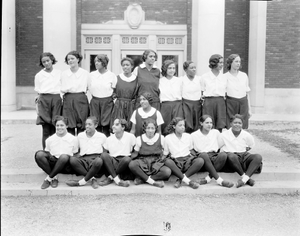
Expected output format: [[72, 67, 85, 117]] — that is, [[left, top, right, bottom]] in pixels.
[[1, 181, 300, 196], [2, 168, 300, 184]]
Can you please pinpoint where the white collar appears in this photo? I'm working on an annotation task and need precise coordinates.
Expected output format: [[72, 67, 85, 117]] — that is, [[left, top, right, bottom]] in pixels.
[[139, 62, 158, 69], [119, 73, 137, 82], [138, 107, 156, 118], [66, 68, 83, 77], [141, 133, 159, 145]]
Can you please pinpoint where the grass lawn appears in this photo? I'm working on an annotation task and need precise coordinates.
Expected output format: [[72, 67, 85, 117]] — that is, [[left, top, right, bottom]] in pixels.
[[248, 121, 300, 160]]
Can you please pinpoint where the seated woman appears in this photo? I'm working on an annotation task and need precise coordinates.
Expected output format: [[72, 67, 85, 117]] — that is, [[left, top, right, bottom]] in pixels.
[[130, 92, 164, 137], [220, 114, 263, 188], [34, 116, 78, 189], [159, 60, 184, 135], [161, 117, 202, 189], [66, 116, 107, 189], [129, 119, 171, 188], [191, 115, 233, 188], [100, 118, 136, 187]]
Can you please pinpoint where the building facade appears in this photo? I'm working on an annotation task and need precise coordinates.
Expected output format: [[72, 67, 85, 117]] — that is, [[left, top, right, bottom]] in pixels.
[[2, 0, 300, 114]]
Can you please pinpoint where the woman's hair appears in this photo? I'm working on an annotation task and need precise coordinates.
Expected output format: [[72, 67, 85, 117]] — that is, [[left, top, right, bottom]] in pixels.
[[142, 49, 158, 62], [53, 116, 68, 126], [199, 114, 213, 130], [209, 54, 223, 69], [64, 51, 83, 64], [183, 61, 194, 71], [164, 117, 185, 135], [142, 118, 158, 134], [226, 54, 240, 70], [95, 54, 109, 69], [39, 52, 57, 67], [230, 114, 244, 124], [161, 60, 176, 77], [121, 57, 134, 66], [115, 118, 128, 130], [86, 116, 99, 126], [140, 92, 153, 105]]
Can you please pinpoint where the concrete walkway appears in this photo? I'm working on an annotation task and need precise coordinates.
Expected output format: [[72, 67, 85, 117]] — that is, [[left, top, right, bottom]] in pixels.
[[1, 110, 300, 196]]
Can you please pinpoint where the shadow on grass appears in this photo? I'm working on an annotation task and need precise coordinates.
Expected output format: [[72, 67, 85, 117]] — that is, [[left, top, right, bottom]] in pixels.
[[248, 128, 300, 160]]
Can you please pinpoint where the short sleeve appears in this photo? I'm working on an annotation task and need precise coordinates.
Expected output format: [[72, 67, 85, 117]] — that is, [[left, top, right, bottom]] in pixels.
[[34, 73, 40, 93], [160, 135, 165, 147], [130, 110, 137, 124], [163, 137, 170, 156], [200, 75, 205, 92], [103, 139, 108, 150], [245, 132, 255, 148], [101, 134, 107, 146], [133, 67, 138, 77], [130, 134, 136, 147], [112, 73, 117, 88], [134, 136, 142, 152], [188, 134, 193, 150], [156, 110, 164, 126], [245, 74, 251, 92], [72, 137, 79, 154], [45, 137, 50, 152]]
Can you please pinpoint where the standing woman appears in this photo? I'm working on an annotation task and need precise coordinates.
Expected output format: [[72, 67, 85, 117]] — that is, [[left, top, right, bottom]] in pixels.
[[159, 60, 183, 135], [133, 49, 161, 110], [130, 92, 164, 137], [181, 61, 202, 133], [88, 54, 117, 137], [110, 57, 137, 131], [224, 54, 252, 129], [201, 54, 227, 132], [34, 52, 62, 149], [61, 51, 89, 136]]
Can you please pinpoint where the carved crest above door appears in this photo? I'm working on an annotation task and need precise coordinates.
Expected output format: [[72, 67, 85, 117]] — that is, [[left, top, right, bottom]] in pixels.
[[124, 3, 145, 29]]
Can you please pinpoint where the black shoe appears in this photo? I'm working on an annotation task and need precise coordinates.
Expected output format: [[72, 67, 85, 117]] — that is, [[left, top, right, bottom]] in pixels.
[[51, 179, 58, 188], [117, 180, 130, 187], [153, 181, 164, 188], [91, 179, 99, 189], [98, 178, 113, 186], [236, 179, 245, 188], [197, 178, 208, 185], [66, 180, 80, 187], [246, 178, 255, 187], [221, 180, 234, 188], [134, 178, 144, 185], [188, 180, 199, 189], [174, 179, 182, 188], [41, 180, 51, 189]]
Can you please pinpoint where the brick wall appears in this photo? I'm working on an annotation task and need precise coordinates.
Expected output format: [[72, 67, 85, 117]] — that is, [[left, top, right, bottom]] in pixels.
[[77, 0, 192, 57], [16, 0, 43, 86], [224, 0, 249, 74], [265, 0, 300, 88]]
